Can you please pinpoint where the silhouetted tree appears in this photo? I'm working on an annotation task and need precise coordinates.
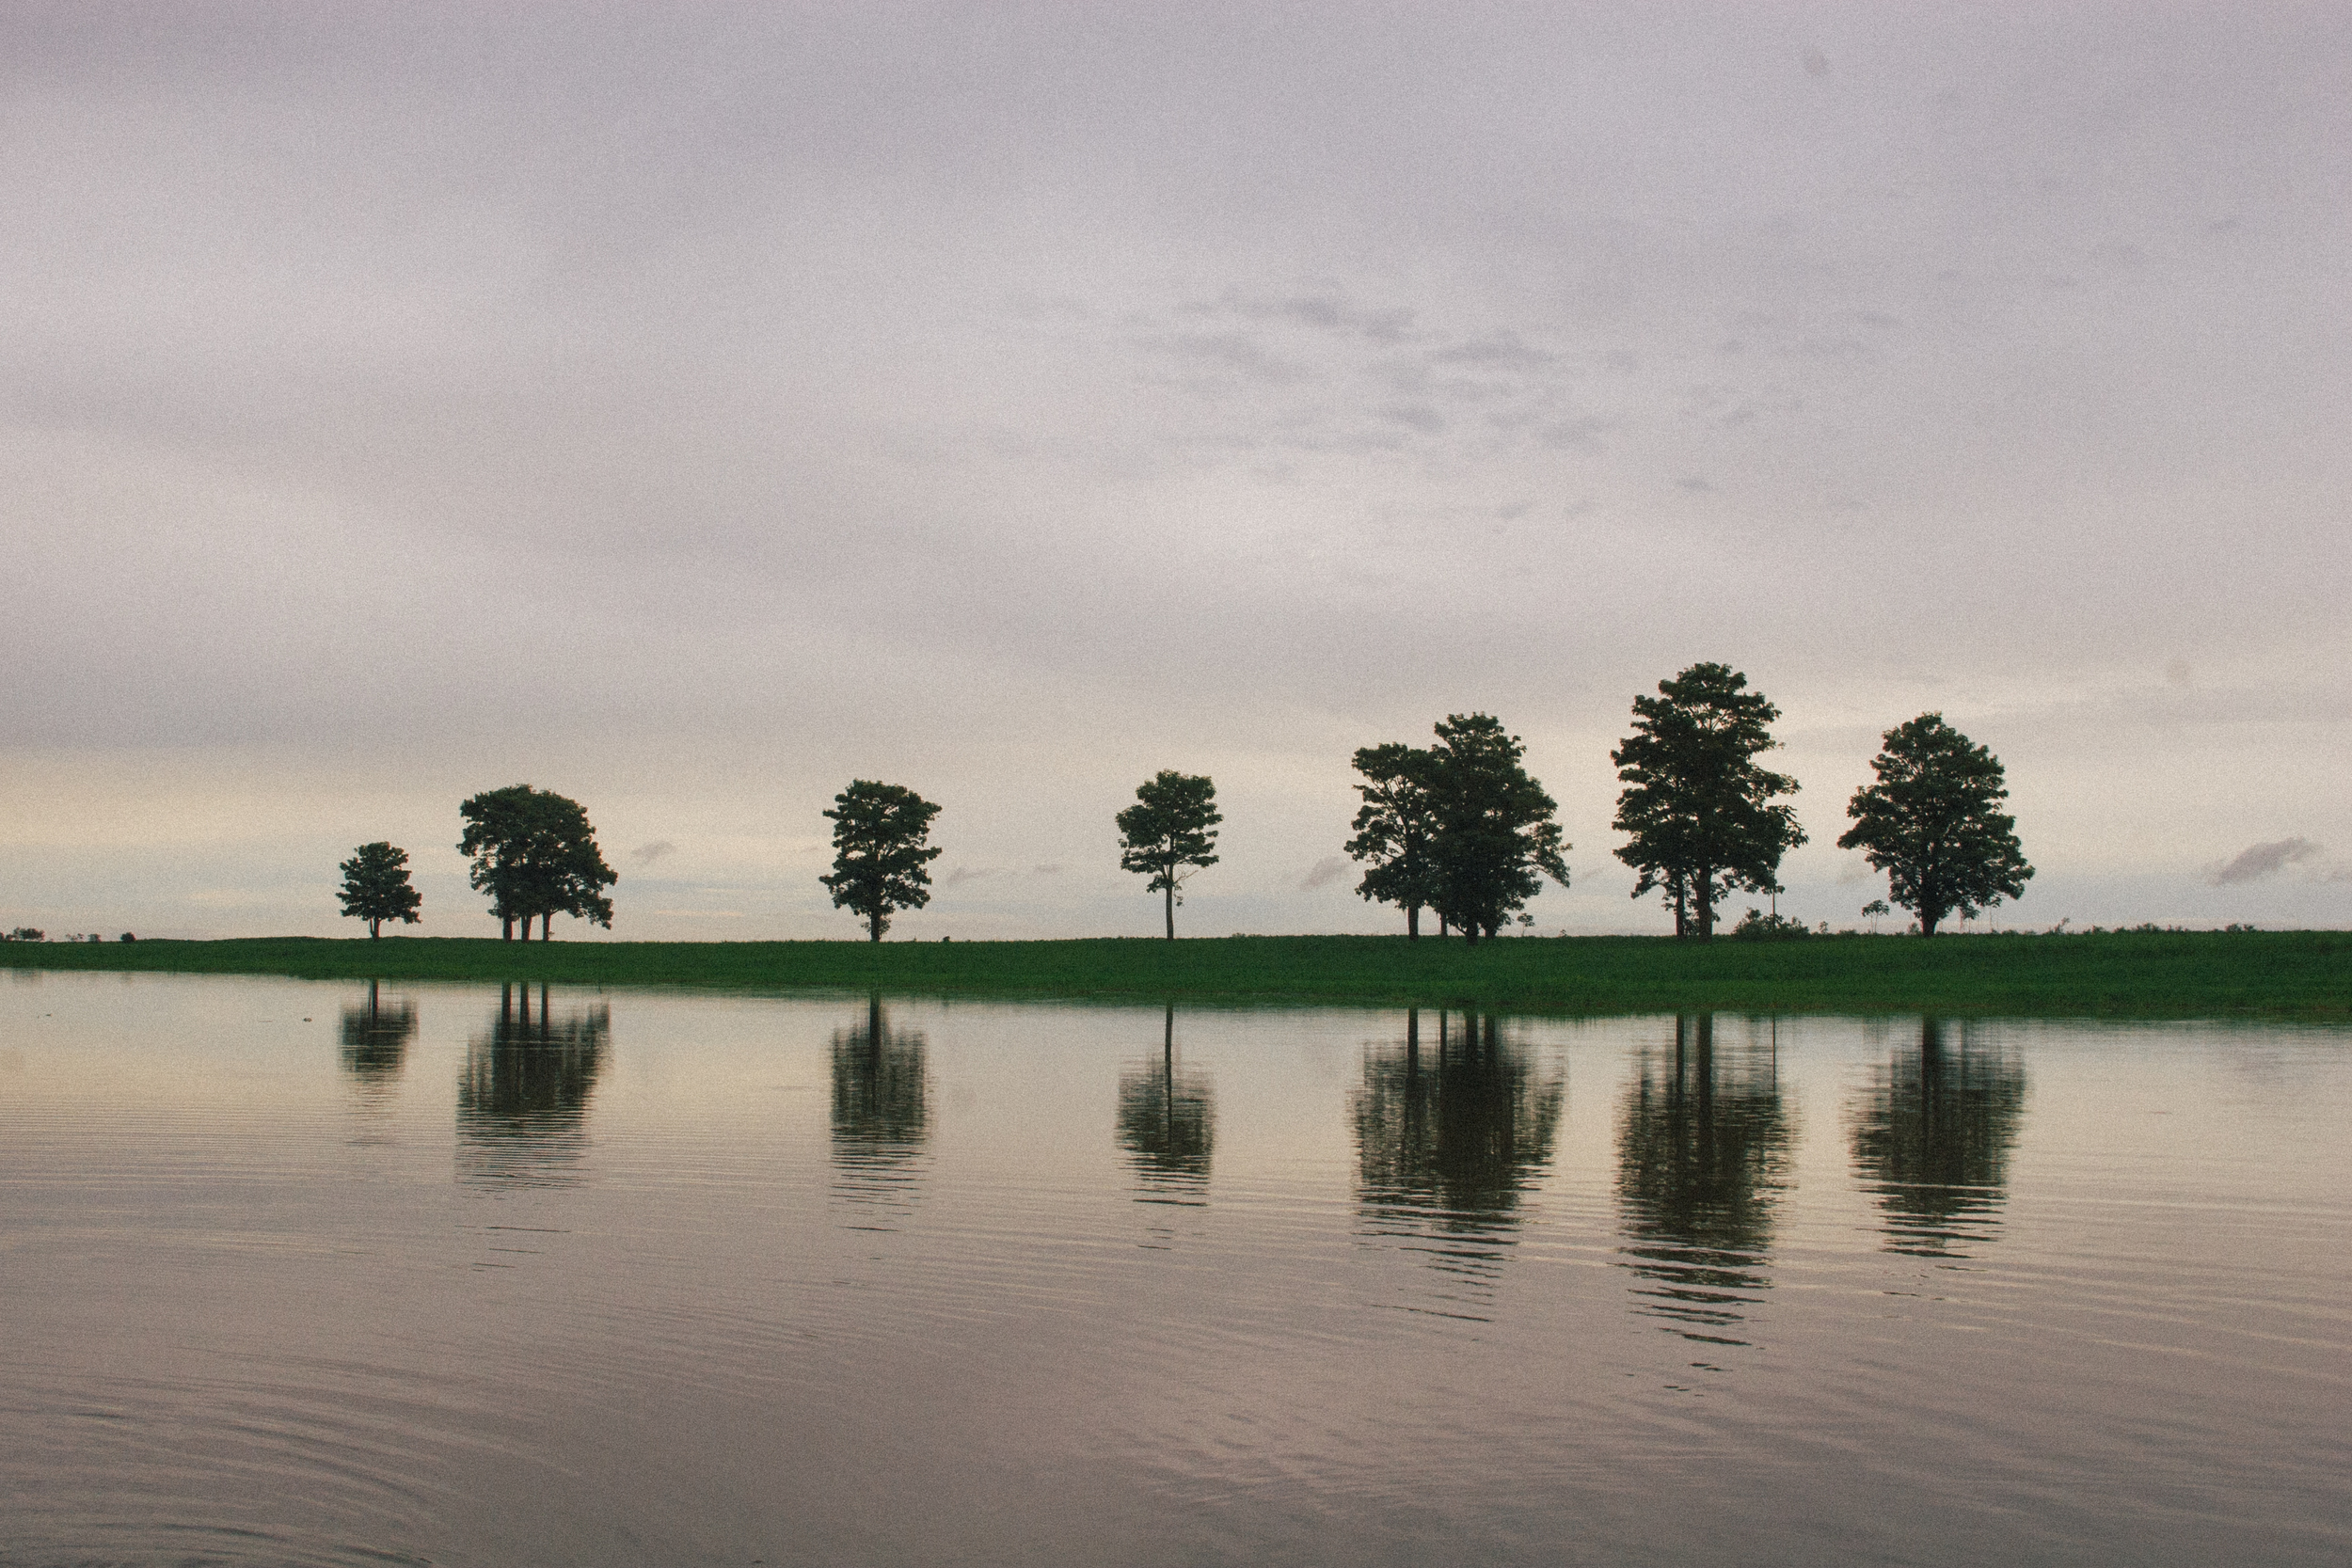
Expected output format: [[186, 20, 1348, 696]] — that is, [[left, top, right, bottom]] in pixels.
[[458, 785, 534, 939], [1612, 663, 1805, 940], [458, 785, 618, 940], [1425, 714, 1569, 943], [336, 841, 422, 938], [1117, 770, 1221, 939], [1345, 742, 1443, 938], [821, 781, 943, 941], [1840, 713, 2032, 937]]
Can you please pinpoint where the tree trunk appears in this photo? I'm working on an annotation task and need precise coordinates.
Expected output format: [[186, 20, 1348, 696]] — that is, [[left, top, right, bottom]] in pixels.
[[1693, 870, 1716, 941], [368, 919, 380, 939], [1920, 909, 1941, 939], [1164, 877, 1174, 941], [1406, 904, 1420, 941], [1462, 921, 1479, 946], [1673, 880, 1688, 940], [1438, 914, 1450, 939], [542, 914, 553, 942], [868, 906, 883, 942]]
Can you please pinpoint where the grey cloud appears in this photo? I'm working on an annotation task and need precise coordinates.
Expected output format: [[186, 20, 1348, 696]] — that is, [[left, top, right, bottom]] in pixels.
[[631, 840, 677, 865], [941, 865, 997, 889], [1426, 329, 1555, 369], [1187, 288, 1418, 343], [1144, 331, 1315, 387], [2208, 838, 2319, 886], [1539, 416, 1615, 451], [1299, 855, 1354, 892], [1378, 404, 1446, 435]]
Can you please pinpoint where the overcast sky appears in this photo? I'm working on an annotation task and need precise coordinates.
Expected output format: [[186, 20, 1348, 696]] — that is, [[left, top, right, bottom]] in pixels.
[[5, 2, 2348, 941]]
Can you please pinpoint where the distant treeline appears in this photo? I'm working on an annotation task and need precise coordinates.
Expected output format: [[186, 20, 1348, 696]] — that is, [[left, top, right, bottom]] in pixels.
[[325, 662, 2029, 945]]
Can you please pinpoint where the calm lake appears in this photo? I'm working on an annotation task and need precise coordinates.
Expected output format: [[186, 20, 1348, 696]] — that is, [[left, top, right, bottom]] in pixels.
[[2, 972, 2346, 1567]]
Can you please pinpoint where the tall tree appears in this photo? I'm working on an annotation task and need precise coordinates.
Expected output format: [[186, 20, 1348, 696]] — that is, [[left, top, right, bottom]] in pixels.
[[1424, 714, 1570, 944], [1840, 713, 2032, 937], [336, 841, 422, 938], [1345, 742, 1443, 939], [458, 785, 618, 941], [821, 781, 944, 942], [1117, 770, 1221, 940], [459, 784, 534, 939], [1611, 663, 1805, 940]]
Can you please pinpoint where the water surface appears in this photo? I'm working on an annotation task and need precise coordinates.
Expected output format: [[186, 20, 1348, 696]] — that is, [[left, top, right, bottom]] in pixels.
[[3, 972, 2346, 1565]]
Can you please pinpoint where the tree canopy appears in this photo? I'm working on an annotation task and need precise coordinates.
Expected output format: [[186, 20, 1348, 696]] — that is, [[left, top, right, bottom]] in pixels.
[[1425, 714, 1569, 943], [1611, 663, 1805, 940], [336, 841, 422, 938], [458, 785, 618, 941], [1116, 770, 1221, 939], [1344, 741, 1443, 939], [1839, 712, 2032, 936], [821, 781, 944, 942]]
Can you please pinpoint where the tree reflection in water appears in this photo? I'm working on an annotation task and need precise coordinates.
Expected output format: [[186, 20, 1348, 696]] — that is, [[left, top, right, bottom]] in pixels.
[[1850, 1019, 2028, 1257], [1354, 1009, 1564, 1307], [830, 996, 930, 1227], [455, 984, 611, 1187], [1614, 1015, 1794, 1344], [1116, 1006, 1216, 1210], [339, 981, 417, 1085]]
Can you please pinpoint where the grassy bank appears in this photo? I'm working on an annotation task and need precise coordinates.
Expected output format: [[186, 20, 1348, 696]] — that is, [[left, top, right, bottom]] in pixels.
[[2, 930, 2344, 1019]]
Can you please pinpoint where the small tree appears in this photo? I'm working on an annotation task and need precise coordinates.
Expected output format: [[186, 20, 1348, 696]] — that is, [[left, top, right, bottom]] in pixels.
[[337, 841, 422, 938], [1611, 662, 1805, 940], [821, 781, 944, 942], [1840, 713, 2032, 937], [1424, 714, 1569, 944], [1117, 770, 1221, 940], [1344, 742, 1443, 939]]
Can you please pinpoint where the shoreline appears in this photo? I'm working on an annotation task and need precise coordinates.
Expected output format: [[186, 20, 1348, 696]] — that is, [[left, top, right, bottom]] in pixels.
[[2, 930, 2344, 1020]]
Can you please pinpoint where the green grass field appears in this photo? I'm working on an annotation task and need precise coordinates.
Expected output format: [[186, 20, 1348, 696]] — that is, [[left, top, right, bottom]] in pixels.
[[2, 930, 2344, 1019]]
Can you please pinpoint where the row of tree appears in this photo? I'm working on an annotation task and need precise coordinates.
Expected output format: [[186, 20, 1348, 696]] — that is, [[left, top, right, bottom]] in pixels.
[[333, 662, 2030, 943], [1341, 662, 2029, 942], [816, 663, 2027, 943]]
